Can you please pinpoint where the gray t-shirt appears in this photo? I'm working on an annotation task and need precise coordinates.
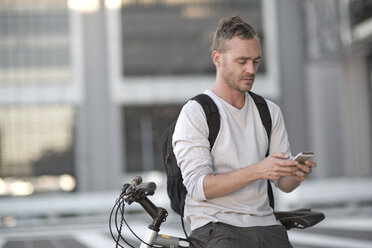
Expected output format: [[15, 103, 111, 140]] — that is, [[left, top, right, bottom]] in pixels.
[[173, 90, 291, 231]]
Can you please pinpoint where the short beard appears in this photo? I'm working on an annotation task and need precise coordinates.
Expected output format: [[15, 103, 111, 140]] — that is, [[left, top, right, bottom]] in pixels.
[[222, 72, 253, 93], [226, 79, 247, 92]]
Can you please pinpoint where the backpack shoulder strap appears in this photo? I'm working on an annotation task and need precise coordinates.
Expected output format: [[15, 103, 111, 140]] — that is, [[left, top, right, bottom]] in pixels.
[[248, 91, 272, 152], [191, 94, 220, 149], [248, 91, 275, 209]]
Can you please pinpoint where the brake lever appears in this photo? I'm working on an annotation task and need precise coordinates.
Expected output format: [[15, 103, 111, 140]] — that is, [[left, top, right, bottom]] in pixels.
[[121, 176, 157, 205], [123, 186, 138, 204], [122, 183, 130, 192], [121, 176, 142, 196]]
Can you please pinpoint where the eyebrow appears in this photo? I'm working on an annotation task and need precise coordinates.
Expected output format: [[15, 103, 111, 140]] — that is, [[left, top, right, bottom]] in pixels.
[[236, 56, 262, 60]]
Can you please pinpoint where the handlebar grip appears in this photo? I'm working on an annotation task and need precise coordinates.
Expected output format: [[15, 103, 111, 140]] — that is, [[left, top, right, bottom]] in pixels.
[[131, 176, 143, 186], [139, 182, 156, 195]]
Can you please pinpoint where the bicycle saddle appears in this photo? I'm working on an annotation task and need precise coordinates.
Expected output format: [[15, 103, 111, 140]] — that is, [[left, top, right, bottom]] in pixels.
[[274, 208, 325, 230]]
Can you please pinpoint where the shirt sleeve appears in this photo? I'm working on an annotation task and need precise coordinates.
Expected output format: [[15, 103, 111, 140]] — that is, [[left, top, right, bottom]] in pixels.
[[172, 100, 214, 201]]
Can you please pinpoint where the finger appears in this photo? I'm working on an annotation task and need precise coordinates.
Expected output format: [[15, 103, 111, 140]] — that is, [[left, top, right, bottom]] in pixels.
[[292, 175, 306, 182], [271, 152, 290, 159], [268, 165, 297, 179], [274, 164, 298, 174], [296, 165, 313, 178], [305, 160, 317, 168], [297, 164, 311, 173], [293, 170, 307, 179], [279, 159, 298, 167]]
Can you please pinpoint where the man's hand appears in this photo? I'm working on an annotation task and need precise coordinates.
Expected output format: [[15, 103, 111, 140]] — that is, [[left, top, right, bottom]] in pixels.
[[292, 160, 317, 181], [258, 152, 299, 180], [276, 157, 317, 192]]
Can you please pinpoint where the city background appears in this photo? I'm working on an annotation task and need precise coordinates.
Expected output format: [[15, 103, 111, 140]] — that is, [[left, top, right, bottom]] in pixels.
[[0, 0, 371, 247]]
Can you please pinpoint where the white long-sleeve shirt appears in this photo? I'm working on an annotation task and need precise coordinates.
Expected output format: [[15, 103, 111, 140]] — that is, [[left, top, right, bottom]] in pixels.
[[172, 90, 291, 231]]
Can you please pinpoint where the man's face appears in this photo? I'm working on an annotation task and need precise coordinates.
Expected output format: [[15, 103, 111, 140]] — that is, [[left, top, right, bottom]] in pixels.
[[218, 36, 262, 92]]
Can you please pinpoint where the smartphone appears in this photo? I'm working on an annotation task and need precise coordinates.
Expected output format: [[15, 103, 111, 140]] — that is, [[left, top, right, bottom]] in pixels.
[[292, 152, 314, 163]]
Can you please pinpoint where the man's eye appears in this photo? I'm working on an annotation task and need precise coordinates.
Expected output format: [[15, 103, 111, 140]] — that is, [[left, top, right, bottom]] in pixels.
[[253, 60, 260, 64], [238, 61, 246, 65]]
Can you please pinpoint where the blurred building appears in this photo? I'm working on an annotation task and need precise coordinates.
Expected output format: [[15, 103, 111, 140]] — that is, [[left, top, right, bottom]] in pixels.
[[0, 0, 371, 197]]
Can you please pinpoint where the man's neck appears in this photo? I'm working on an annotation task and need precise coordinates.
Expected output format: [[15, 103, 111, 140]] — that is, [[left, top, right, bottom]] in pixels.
[[211, 82, 246, 109]]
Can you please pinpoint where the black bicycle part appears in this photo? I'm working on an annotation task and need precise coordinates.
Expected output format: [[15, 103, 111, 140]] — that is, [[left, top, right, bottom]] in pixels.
[[110, 176, 176, 248]]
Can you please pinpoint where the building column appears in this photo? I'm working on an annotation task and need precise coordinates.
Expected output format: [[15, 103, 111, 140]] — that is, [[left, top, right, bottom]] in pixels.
[[75, 1, 123, 191], [303, 0, 345, 178], [275, 0, 309, 155]]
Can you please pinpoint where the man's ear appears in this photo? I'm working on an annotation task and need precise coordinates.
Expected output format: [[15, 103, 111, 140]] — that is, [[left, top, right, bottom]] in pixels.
[[211, 50, 221, 67]]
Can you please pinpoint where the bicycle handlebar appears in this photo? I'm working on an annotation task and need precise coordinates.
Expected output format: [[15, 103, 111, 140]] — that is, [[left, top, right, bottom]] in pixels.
[[122, 176, 168, 231], [110, 176, 190, 247]]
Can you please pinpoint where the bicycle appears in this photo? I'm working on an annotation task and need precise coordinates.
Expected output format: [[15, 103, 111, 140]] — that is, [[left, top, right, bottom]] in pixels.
[[109, 176, 190, 248], [109, 176, 325, 248]]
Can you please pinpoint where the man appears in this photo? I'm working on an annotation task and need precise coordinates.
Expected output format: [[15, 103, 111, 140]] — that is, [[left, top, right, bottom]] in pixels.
[[172, 16, 316, 248]]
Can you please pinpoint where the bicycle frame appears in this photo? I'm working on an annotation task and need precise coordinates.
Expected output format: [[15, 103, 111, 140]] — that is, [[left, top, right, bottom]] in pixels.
[[141, 229, 189, 248]]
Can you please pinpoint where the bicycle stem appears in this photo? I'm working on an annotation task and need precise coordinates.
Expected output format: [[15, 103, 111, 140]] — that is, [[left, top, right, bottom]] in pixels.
[[138, 196, 168, 232]]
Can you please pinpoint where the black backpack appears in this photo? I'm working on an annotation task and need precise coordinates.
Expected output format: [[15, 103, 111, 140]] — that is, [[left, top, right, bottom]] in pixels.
[[161, 91, 274, 217]]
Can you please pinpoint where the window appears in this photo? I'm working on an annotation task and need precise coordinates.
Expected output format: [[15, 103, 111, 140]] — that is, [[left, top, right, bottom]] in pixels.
[[123, 104, 182, 172], [120, 0, 265, 77], [0, 0, 71, 86], [0, 1, 76, 196], [0, 105, 76, 195]]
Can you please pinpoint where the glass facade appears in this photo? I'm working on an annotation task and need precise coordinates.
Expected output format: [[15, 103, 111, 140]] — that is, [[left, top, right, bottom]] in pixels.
[[0, 0, 76, 196], [0, 105, 75, 177], [123, 104, 182, 172], [0, 0, 71, 85], [120, 0, 264, 76]]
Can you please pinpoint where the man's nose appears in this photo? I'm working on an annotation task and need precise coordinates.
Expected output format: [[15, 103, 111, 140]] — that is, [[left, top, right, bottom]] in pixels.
[[244, 62, 255, 74]]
